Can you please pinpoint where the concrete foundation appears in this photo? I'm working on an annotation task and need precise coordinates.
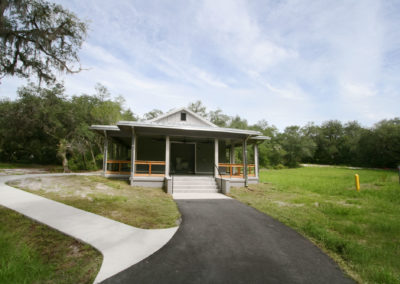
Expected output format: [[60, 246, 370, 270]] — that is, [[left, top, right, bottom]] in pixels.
[[130, 176, 165, 188], [105, 173, 130, 180], [106, 173, 258, 196], [215, 177, 259, 194], [164, 177, 172, 194]]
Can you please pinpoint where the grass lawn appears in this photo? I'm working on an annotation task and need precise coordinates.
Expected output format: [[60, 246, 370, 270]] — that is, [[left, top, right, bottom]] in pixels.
[[230, 167, 400, 284], [8, 175, 180, 229], [0, 206, 102, 284]]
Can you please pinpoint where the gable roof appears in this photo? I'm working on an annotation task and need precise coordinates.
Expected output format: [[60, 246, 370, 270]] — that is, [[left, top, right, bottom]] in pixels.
[[147, 107, 218, 128]]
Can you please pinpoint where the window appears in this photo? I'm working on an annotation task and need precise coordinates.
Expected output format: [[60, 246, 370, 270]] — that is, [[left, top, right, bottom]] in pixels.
[[181, 112, 186, 121]]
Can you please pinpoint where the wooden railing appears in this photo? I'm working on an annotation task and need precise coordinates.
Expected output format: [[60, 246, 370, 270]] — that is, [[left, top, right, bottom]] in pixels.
[[106, 160, 165, 177], [135, 160, 165, 177], [106, 160, 131, 174], [218, 163, 256, 178]]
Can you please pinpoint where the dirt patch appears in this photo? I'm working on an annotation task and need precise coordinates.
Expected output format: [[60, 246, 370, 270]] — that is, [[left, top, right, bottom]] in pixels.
[[273, 201, 304, 207], [336, 200, 361, 208], [8, 176, 115, 199]]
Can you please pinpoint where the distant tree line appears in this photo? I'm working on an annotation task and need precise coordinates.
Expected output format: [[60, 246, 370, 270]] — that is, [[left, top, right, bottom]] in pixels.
[[0, 83, 135, 171], [0, 89, 399, 170], [143, 100, 400, 169]]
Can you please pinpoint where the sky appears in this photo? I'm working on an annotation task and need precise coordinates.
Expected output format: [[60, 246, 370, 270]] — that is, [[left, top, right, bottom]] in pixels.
[[1, 0, 400, 130]]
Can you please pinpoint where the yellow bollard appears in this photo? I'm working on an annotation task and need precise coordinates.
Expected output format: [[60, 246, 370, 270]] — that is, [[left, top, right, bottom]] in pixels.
[[355, 174, 360, 192]]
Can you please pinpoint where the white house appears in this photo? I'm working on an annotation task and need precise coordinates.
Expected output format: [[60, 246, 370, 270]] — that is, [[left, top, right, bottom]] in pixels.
[[91, 107, 267, 194]]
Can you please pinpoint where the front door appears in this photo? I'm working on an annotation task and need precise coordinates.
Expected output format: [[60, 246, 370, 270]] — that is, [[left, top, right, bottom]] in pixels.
[[170, 142, 195, 174]]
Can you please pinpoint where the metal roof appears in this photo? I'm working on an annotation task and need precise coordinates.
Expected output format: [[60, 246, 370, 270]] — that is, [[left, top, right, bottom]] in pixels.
[[90, 122, 269, 141], [117, 121, 262, 136], [90, 125, 120, 131]]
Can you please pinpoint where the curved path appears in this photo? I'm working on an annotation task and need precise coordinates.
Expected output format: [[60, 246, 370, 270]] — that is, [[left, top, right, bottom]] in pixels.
[[104, 199, 353, 284], [0, 173, 178, 283]]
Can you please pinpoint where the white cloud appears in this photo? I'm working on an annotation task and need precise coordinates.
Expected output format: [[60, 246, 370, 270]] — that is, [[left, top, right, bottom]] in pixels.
[[1, 0, 399, 130]]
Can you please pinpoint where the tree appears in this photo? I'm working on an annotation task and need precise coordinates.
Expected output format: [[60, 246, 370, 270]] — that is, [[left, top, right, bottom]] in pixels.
[[0, 82, 73, 164], [280, 126, 316, 167], [143, 109, 163, 120], [314, 120, 344, 164], [229, 115, 248, 129], [359, 118, 400, 168], [0, 0, 87, 83], [340, 121, 364, 165], [208, 108, 230, 127], [188, 100, 207, 117], [0, 82, 136, 171]]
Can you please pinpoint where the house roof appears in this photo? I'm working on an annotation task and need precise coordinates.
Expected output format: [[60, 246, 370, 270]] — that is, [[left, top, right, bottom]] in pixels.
[[117, 121, 261, 136], [90, 107, 269, 141], [147, 107, 218, 128]]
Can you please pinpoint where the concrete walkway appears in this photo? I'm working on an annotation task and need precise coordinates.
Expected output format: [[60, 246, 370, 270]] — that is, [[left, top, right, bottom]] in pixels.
[[0, 173, 178, 283]]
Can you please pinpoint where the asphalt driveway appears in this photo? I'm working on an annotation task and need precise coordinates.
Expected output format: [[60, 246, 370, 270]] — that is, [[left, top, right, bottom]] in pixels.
[[103, 199, 353, 284]]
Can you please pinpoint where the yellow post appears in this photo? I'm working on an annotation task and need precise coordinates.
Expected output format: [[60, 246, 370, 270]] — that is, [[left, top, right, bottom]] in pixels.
[[355, 174, 360, 192]]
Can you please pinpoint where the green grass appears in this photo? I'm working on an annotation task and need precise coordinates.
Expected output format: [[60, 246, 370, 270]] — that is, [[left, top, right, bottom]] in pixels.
[[229, 167, 400, 283], [0, 206, 102, 284], [9, 175, 180, 229]]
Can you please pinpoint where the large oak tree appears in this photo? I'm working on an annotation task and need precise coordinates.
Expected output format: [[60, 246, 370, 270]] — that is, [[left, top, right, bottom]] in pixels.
[[0, 0, 87, 83]]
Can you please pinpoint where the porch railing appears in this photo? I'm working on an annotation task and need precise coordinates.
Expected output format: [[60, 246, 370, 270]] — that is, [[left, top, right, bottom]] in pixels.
[[135, 160, 165, 177], [106, 160, 131, 174], [218, 163, 256, 178], [106, 160, 165, 177]]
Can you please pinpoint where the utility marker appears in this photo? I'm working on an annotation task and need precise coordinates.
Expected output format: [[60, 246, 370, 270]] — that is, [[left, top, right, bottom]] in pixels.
[[355, 174, 360, 192]]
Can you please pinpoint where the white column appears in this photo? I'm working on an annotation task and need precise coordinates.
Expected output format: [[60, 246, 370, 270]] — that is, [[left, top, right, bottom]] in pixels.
[[130, 128, 136, 183], [230, 143, 235, 164], [214, 138, 219, 177], [103, 131, 108, 176], [165, 136, 170, 177], [243, 138, 248, 187], [254, 143, 259, 179]]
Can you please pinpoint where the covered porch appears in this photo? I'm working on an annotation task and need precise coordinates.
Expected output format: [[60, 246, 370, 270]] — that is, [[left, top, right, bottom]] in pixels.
[[91, 122, 265, 194]]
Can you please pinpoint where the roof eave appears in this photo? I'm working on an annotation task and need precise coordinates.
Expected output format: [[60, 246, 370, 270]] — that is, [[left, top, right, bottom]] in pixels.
[[117, 121, 261, 136]]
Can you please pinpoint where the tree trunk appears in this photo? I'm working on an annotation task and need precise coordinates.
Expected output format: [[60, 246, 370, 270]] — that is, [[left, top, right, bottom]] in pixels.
[[88, 142, 97, 169], [57, 139, 71, 173], [60, 152, 71, 173]]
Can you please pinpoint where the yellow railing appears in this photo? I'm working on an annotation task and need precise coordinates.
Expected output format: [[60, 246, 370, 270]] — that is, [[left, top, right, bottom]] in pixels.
[[106, 160, 165, 176], [218, 163, 256, 178]]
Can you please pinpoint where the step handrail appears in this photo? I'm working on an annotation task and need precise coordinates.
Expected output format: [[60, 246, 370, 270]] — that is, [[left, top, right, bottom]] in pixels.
[[171, 174, 174, 195], [214, 164, 223, 191]]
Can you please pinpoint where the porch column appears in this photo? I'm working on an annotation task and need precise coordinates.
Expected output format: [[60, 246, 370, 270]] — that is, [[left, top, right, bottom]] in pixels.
[[243, 138, 248, 187], [230, 143, 235, 164], [254, 143, 259, 179], [130, 128, 136, 184], [102, 131, 108, 176], [214, 138, 219, 177], [165, 136, 170, 177]]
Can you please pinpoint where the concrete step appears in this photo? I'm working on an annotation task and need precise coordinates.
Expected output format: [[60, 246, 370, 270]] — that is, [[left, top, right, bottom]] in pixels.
[[174, 184, 218, 190], [174, 178, 215, 183], [172, 176, 214, 180], [173, 189, 219, 193], [172, 176, 219, 193], [173, 181, 217, 186]]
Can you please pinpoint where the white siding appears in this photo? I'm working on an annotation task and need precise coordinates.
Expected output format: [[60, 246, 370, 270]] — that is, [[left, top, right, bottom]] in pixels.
[[156, 111, 211, 127]]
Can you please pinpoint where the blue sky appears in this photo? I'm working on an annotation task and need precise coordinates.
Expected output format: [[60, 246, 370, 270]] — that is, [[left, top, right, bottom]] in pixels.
[[1, 0, 399, 129]]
